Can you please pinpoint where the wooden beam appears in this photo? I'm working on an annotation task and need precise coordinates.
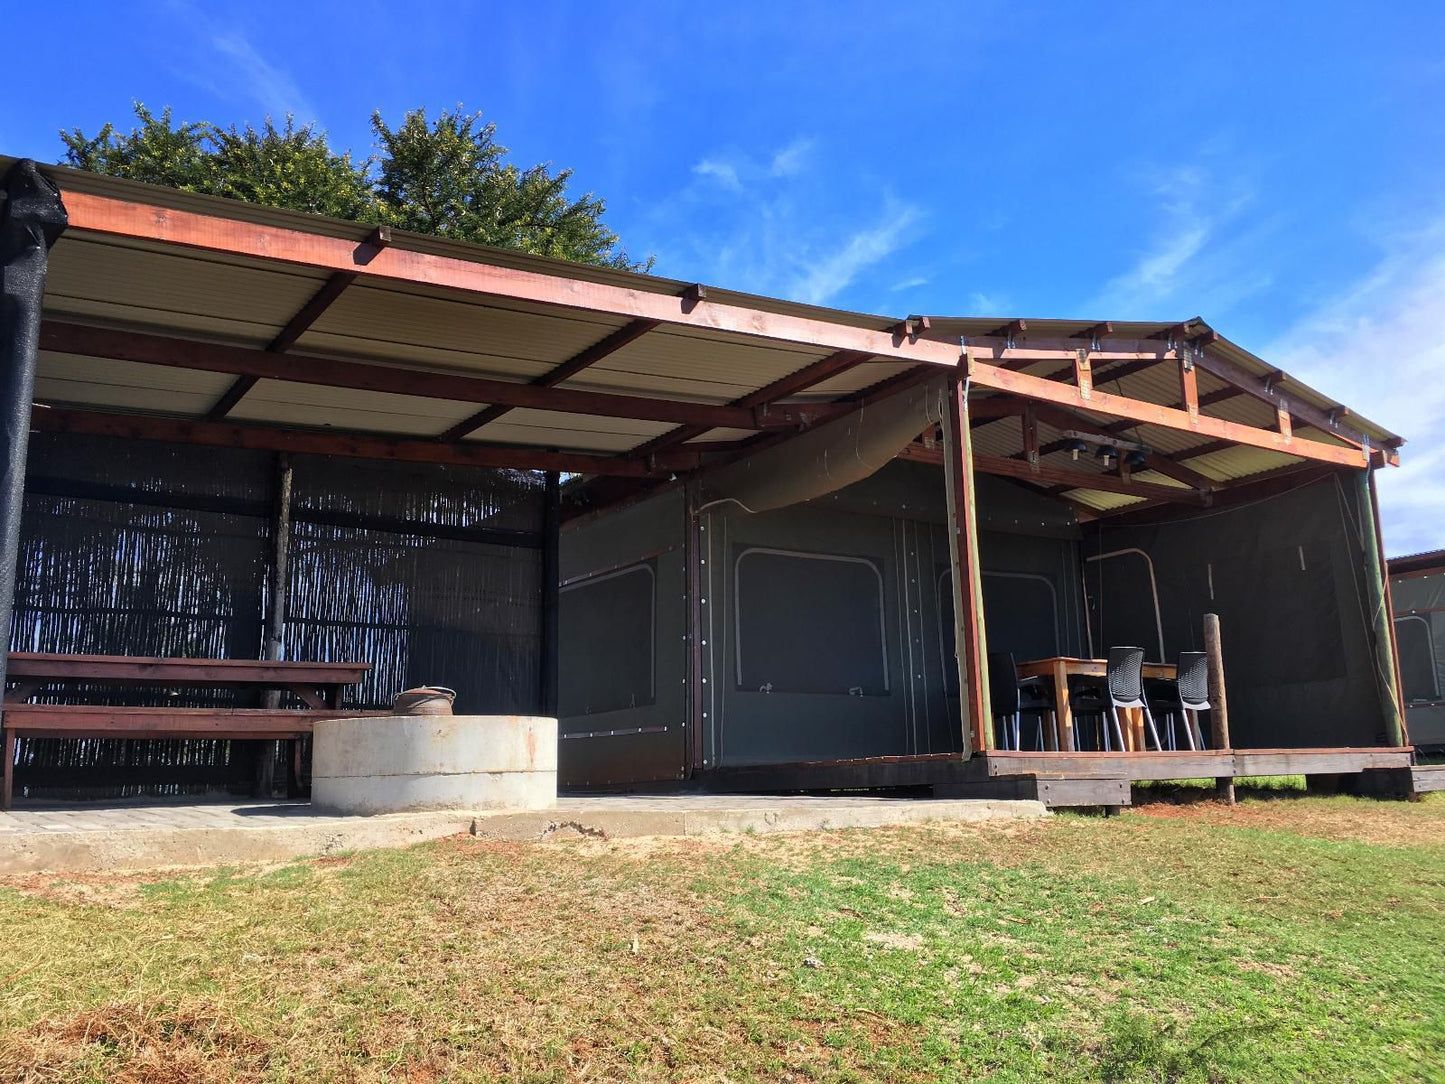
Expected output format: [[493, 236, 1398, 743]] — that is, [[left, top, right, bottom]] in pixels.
[[627, 348, 873, 461], [439, 317, 661, 441], [57, 188, 962, 368], [29, 404, 691, 477], [1091, 462, 1344, 524], [208, 228, 394, 420], [1184, 343, 1386, 457], [1011, 400, 1216, 493], [974, 455, 1209, 504], [1179, 355, 1199, 420], [1073, 350, 1093, 400], [964, 336, 1177, 364], [1021, 403, 1039, 471], [942, 375, 990, 752], [1138, 452, 1218, 492], [964, 351, 1369, 468], [39, 321, 830, 433]]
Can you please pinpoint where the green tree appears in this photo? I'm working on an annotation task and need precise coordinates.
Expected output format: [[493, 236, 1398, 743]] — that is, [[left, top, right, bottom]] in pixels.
[[61, 104, 649, 271]]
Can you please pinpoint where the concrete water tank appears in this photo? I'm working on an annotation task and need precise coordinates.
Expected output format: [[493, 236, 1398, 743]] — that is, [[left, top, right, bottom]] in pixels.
[[311, 714, 557, 814]]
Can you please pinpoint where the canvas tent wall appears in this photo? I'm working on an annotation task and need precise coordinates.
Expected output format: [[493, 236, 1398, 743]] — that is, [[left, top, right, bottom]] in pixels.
[[1389, 552, 1445, 750], [1083, 474, 1400, 749], [558, 461, 1088, 785]]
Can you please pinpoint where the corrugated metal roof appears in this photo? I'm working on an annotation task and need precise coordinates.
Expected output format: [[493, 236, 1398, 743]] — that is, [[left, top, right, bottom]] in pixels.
[[925, 315, 1399, 445], [6, 155, 1403, 512]]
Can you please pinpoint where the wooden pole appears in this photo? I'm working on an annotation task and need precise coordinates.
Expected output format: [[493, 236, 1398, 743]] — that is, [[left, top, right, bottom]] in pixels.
[[942, 373, 991, 753], [1203, 612, 1234, 804], [258, 454, 293, 797]]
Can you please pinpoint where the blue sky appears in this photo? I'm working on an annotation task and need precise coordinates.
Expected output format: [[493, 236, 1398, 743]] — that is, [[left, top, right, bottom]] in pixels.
[[4, 1, 1444, 551]]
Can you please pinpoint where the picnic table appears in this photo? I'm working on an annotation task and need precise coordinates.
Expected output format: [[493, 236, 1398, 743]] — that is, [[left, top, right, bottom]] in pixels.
[[1015, 656, 1177, 753], [1, 653, 372, 809]]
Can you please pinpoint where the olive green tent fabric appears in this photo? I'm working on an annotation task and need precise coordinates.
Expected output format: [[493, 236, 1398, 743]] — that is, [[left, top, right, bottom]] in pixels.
[[1085, 475, 1394, 749]]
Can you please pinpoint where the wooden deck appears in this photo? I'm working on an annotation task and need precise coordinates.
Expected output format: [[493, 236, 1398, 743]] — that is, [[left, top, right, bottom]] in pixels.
[[980, 748, 1414, 782], [703, 747, 1421, 808]]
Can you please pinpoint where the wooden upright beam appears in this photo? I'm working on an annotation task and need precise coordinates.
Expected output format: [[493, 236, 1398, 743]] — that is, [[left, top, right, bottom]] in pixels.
[[1179, 355, 1199, 420], [941, 374, 990, 753], [39, 322, 830, 433], [1021, 403, 1040, 471], [439, 318, 661, 442]]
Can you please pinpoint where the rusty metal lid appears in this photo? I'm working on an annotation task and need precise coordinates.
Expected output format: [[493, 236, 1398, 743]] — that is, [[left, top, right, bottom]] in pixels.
[[392, 686, 457, 715]]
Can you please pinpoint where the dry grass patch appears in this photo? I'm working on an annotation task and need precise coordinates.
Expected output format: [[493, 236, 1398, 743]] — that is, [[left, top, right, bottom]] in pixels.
[[1, 796, 1442, 1081]]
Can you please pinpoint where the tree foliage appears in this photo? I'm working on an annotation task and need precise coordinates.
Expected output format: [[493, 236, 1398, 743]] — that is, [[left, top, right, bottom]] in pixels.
[[61, 104, 649, 271]]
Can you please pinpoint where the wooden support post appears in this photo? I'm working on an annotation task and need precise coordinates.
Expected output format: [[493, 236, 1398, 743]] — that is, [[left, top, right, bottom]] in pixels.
[[540, 471, 561, 718], [1203, 612, 1234, 804], [1073, 350, 1093, 400], [1362, 468, 1406, 746], [1179, 353, 1199, 422], [259, 453, 293, 798], [942, 372, 991, 753], [1022, 402, 1040, 472]]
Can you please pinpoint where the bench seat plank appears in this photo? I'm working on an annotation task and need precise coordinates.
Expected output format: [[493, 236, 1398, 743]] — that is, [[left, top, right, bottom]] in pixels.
[[3, 704, 358, 738], [6, 653, 371, 686]]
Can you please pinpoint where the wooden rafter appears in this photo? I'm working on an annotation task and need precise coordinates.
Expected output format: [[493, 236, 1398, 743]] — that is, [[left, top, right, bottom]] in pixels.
[[627, 348, 873, 462], [38, 321, 832, 433], [895, 441, 1208, 505], [963, 352, 1369, 468], [438, 317, 661, 442], [30, 404, 693, 477], [207, 226, 392, 420]]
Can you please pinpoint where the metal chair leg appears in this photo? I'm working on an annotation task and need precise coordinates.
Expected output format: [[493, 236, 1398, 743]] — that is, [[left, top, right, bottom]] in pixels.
[[1142, 703, 1164, 751], [1109, 706, 1126, 752], [1013, 713, 1021, 752], [1049, 711, 1059, 751]]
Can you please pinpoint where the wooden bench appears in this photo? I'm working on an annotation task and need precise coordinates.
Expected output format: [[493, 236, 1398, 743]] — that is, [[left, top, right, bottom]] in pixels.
[[2, 653, 372, 809]]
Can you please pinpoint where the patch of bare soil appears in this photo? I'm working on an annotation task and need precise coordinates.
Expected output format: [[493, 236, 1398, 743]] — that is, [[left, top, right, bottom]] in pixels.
[[0, 1001, 272, 1084], [0, 871, 161, 910], [1130, 794, 1445, 847]]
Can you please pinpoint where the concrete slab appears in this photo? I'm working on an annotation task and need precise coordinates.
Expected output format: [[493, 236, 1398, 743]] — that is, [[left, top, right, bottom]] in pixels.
[[0, 794, 1046, 874]]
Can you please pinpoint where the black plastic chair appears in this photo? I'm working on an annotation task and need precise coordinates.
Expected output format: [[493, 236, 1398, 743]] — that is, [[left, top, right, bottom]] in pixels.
[[987, 652, 1057, 751], [1149, 652, 1210, 750], [1068, 646, 1164, 752]]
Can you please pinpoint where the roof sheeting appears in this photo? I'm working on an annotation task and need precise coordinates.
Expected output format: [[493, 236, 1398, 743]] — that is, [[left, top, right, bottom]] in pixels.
[[4, 155, 1401, 513]]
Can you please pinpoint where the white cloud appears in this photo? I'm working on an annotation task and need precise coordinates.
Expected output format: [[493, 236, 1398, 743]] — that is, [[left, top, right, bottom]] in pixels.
[[642, 138, 923, 311], [1263, 219, 1445, 555], [891, 275, 929, 292], [692, 158, 742, 191], [1089, 166, 1263, 319], [160, 2, 320, 126], [965, 291, 1007, 315], [768, 137, 815, 177], [208, 31, 321, 124], [789, 199, 920, 305]]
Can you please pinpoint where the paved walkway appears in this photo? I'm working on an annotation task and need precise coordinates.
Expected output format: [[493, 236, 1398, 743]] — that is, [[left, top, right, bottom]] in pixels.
[[0, 794, 1046, 874]]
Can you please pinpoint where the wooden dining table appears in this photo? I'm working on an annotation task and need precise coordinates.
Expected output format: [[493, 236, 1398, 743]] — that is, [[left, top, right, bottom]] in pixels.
[[1014, 656, 1177, 753]]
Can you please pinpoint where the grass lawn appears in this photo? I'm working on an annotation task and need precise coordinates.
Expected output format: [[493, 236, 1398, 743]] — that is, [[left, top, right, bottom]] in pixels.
[[1, 792, 1442, 1082]]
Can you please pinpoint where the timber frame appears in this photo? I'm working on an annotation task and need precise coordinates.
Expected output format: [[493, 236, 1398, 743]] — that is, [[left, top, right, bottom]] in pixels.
[[0, 157, 1414, 802]]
